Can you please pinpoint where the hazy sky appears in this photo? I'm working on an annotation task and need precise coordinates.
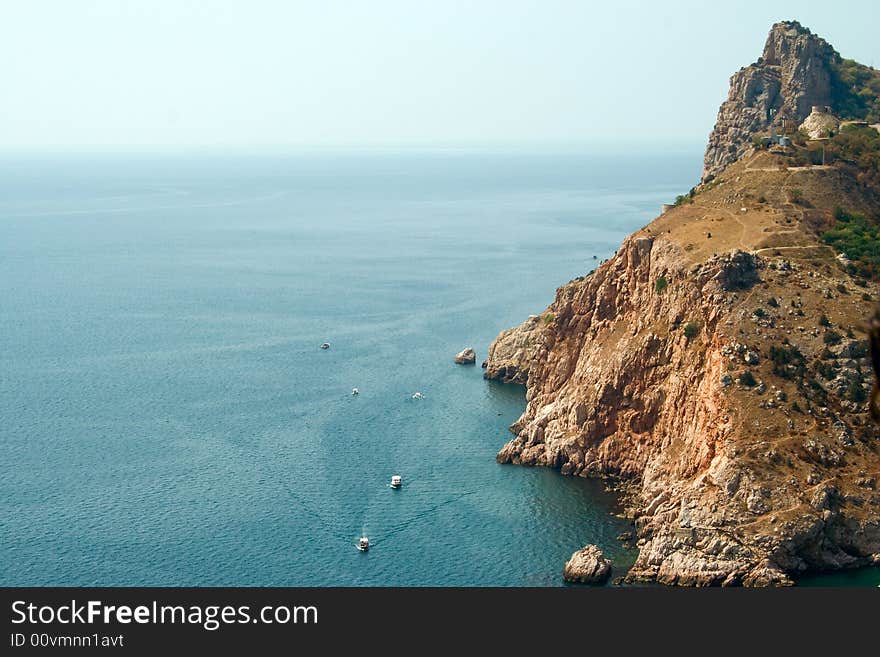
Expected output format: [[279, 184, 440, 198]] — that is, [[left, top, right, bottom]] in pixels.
[[1, 1, 876, 151]]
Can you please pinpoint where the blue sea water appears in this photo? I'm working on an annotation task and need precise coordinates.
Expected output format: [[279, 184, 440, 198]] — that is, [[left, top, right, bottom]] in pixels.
[[2, 147, 873, 586]]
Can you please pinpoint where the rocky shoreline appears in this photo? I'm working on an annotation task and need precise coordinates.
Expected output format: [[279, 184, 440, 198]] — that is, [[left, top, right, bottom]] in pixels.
[[484, 21, 880, 586], [488, 233, 880, 585]]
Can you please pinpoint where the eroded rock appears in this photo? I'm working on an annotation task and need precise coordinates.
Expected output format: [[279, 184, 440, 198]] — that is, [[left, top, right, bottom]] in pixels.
[[454, 347, 476, 365], [563, 544, 613, 584], [483, 314, 547, 384]]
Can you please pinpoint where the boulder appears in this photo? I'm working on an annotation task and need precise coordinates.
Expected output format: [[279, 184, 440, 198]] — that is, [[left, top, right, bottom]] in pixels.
[[454, 347, 476, 365], [714, 251, 759, 291], [562, 544, 612, 584]]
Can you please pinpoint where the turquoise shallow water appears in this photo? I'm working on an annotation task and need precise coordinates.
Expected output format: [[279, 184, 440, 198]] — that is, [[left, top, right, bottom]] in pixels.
[[1, 148, 875, 586]]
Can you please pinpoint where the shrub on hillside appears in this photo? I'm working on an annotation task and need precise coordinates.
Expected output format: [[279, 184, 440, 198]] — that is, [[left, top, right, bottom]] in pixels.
[[822, 208, 880, 279], [823, 329, 843, 345]]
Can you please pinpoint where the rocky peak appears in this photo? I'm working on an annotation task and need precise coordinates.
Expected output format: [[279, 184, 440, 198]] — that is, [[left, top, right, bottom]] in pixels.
[[761, 21, 824, 66], [702, 21, 838, 182]]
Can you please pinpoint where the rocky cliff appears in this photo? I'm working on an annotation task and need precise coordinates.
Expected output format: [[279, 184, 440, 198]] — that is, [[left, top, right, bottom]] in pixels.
[[487, 22, 880, 585], [482, 314, 548, 384], [702, 20, 880, 182], [703, 21, 836, 182]]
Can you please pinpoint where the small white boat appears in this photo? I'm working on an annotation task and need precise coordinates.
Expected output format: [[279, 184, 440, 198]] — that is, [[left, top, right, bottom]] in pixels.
[[352, 388, 359, 395], [320, 342, 331, 350], [390, 475, 402, 489], [411, 391, 424, 400], [357, 536, 369, 551]]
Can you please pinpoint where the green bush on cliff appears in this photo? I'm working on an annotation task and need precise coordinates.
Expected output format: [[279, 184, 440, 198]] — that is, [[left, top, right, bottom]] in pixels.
[[847, 380, 868, 403], [787, 188, 805, 205], [683, 322, 700, 339], [816, 360, 837, 380], [655, 276, 668, 294], [823, 329, 843, 345], [770, 343, 805, 366], [673, 188, 696, 206], [822, 208, 880, 279], [738, 371, 757, 387], [830, 58, 880, 122], [823, 126, 880, 189], [770, 343, 806, 380]]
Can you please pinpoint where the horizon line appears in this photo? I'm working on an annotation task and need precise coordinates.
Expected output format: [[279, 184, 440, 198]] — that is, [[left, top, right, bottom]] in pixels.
[[0, 137, 708, 157]]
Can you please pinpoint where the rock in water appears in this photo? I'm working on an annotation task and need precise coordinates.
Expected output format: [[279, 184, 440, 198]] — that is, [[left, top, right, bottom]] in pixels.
[[454, 347, 476, 365], [563, 545, 612, 584]]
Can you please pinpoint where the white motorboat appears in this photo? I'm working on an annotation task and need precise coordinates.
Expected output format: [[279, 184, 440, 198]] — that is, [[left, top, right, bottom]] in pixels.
[[320, 342, 331, 350], [390, 475, 402, 489], [357, 536, 369, 551], [411, 391, 423, 400], [352, 388, 359, 395]]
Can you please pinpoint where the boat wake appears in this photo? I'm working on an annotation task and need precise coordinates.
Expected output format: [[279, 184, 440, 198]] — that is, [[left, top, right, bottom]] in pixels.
[[368, 490, 475, 547]]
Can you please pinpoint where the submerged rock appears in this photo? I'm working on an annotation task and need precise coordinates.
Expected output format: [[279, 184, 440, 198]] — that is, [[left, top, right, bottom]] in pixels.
[[563, 544, 613, 584], [454, 347, 476, 365]]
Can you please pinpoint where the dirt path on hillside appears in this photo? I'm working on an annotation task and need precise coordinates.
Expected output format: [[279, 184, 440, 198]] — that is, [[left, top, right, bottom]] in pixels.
[[752, 244, 835, 257]]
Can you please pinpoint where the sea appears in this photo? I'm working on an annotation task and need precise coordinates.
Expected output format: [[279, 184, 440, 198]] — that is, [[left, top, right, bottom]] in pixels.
[[1, 146, 876, 586]]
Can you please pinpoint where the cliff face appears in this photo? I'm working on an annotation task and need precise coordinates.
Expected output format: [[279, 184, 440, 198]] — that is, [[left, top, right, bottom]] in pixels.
[[482, 314, 549, 384], [487, 145, 880, 583], [703, 21, 837, 182]]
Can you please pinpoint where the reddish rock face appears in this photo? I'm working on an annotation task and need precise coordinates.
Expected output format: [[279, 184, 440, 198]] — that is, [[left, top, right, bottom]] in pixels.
[[487, 190, 880, 585], [486, 19, 880, 587]]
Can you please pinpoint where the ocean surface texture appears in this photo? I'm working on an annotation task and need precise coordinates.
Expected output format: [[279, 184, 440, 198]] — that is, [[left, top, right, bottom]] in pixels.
[[2, 149, 873, 586]]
